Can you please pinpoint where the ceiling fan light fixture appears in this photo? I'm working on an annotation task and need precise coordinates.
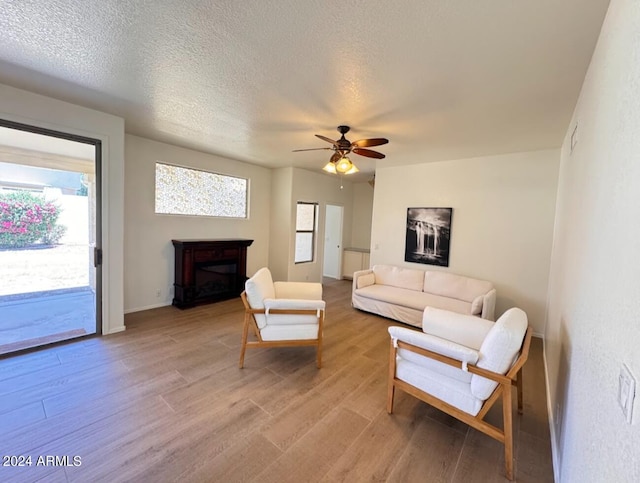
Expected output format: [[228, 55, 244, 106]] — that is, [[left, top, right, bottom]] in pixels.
[[336, 156, 354, 174], [322, 161, 337, 174], [345, 164, 359, 175], [293, 125, 388, 176]]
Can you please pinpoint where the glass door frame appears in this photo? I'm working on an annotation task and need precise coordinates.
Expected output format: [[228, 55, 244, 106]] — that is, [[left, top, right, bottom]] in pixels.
[[0, 118, 103, 337]]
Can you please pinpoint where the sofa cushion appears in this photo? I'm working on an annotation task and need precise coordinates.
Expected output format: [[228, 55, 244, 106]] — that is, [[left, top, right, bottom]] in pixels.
[[423, 271, 494, 303], [470, 294, 484, 315], [373, 265, 424, 291], [470, 308, 528, 400], [356, 272, 376, 289], [355, 284, 471, 314]]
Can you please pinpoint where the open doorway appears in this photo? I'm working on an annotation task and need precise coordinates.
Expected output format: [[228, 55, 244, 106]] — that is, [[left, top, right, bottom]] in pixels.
[[0, 120, 101, 355], [323, 204, 344, 279]]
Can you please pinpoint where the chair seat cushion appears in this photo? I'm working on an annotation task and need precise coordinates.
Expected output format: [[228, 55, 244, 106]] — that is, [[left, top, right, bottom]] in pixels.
[[395, 358, 483, 416], [260, 324, 319, 341], [398, 348, 473, 383]]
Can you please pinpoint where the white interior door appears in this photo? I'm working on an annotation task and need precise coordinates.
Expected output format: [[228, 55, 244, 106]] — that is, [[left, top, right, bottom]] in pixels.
[[323, 204, 343, 279]]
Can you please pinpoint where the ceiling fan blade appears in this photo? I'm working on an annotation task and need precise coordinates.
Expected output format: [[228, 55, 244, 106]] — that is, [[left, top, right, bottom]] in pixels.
[[330, 152, 341, 163], [353, 147, 386, 159], [315, 134, 338, 145], [292, 147, 333, 152], [352, 138, 389, 148]]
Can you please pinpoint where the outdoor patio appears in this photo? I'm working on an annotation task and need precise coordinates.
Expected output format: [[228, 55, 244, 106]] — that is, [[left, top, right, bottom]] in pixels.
[[0, 244, 96, 354]]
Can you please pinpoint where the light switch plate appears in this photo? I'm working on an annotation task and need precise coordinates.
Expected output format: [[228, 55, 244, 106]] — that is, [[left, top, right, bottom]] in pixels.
[[618, 363, 636, 424]]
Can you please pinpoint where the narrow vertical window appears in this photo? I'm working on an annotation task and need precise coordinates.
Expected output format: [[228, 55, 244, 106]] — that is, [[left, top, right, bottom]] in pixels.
[[295, 202, 318, 263]]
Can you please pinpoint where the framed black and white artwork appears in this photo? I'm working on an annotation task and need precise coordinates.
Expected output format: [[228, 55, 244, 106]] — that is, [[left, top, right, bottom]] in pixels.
[[404, 207, 453, 267]]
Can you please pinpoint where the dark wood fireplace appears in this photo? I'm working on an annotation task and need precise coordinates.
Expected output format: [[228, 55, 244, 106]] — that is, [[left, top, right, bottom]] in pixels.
[[172, 239, 253, 308]]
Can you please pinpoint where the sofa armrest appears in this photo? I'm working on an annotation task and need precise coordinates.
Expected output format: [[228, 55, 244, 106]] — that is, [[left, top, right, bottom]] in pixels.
[[264, 298, 325, 312], [481, 289, 496, 321], [274, 281, 322, 300], [352, 269, 374, 293], [388, 326, 479, 365], [422, 307, 495, 351]]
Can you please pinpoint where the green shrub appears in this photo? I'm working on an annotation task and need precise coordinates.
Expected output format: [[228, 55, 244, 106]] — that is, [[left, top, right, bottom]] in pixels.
[[0, 191, 64, 248]]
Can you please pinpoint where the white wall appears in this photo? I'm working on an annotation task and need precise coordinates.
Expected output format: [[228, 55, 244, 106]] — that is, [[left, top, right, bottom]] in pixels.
[[371, 150, 559, 334], [545, 1, 640, 481], [0, 84, 125, 335], [124, 134, 271, 312], [284, 169, 354, 283], [268, 167, 293, 282], [350, 182, 374, 249]]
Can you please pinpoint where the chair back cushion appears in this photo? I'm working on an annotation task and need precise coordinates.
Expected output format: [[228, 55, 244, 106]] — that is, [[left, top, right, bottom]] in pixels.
[[373, 265, 424, 291], [245, 267, 275, 329], [423, 271, 493, 303], [470, 308, 528, 400], [422, 307, 494, 350]]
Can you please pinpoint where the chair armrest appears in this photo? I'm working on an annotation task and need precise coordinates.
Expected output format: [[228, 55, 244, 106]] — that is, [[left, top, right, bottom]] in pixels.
[[481, 289, 496, 321], [264, 298, 325, 312], [274, 281, 322, 300], [388, 326, 479, 365], [352, 269, 374, 292], [422, 307, 494, 351]]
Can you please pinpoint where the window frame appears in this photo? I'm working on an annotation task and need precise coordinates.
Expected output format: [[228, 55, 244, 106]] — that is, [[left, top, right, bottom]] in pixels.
[[154, 162, 249, 219], [294, 201, 318, 264]]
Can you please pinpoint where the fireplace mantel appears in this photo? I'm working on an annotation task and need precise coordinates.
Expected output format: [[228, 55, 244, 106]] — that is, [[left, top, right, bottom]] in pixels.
[[172, 239, 253, 309]]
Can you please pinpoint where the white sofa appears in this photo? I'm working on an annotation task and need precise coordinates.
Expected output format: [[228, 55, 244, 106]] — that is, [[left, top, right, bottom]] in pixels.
[[352, 264, 496, 327]]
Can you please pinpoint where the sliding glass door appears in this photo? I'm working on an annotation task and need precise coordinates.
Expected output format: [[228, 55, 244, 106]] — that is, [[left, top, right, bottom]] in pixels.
[[0, 120, 101, 354]]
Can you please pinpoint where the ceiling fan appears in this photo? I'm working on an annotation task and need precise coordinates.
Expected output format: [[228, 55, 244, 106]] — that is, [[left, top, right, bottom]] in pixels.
[[293, 125, 389, 175]]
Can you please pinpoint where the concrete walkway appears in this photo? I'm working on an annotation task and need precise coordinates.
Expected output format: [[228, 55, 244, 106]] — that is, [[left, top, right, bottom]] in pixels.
[[0, 287, 96, 354]]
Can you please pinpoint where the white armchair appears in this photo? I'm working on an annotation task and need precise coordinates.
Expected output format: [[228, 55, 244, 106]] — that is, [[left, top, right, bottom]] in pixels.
[[240, 267, 325, 368], [387, 307, 532, 481]]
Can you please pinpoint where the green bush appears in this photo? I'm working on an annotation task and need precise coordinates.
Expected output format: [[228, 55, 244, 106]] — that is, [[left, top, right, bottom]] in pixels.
[[0, 191, 64, 248]]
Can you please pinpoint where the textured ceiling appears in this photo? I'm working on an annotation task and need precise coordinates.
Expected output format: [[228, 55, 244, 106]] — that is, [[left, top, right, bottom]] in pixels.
[[0, 0, 610, 180]]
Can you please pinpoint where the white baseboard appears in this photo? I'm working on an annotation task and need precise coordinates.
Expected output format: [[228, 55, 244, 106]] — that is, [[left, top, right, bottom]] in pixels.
[[543, 338, 561, 483], [124, 301, 172, 314], [104, 325, 126, 335]]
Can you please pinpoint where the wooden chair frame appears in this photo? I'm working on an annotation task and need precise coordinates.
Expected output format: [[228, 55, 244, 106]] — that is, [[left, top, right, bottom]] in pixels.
[[239, 291, 325, 369], [387, 327, 532, 481]]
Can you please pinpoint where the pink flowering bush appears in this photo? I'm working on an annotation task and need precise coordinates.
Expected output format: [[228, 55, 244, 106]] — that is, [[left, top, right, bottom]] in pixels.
[[0, 191, 66, 248]]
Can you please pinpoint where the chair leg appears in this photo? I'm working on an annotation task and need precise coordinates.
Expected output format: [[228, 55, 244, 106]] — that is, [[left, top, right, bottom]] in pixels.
[[316, 341, 322, 368], [516, 368, 524, 415], [316, 312, 324, 369], [387, 338, 397, 414], [239, 312, 250, 369], [502, 385, 514, 481]]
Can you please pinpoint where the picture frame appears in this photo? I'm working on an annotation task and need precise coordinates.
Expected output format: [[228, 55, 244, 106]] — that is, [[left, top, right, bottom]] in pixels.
[[405, 207, 453, 267]]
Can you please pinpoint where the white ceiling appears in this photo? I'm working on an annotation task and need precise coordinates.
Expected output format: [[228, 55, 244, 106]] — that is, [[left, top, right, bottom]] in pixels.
[[0, 0, 610, 180]]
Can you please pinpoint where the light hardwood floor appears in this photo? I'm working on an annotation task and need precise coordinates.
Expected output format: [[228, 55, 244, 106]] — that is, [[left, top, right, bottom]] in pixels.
[[0, 278, 554, 482]]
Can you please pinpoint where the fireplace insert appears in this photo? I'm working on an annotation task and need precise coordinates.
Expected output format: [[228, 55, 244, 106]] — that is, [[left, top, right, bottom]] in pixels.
[[172, 239, 253, 308]]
